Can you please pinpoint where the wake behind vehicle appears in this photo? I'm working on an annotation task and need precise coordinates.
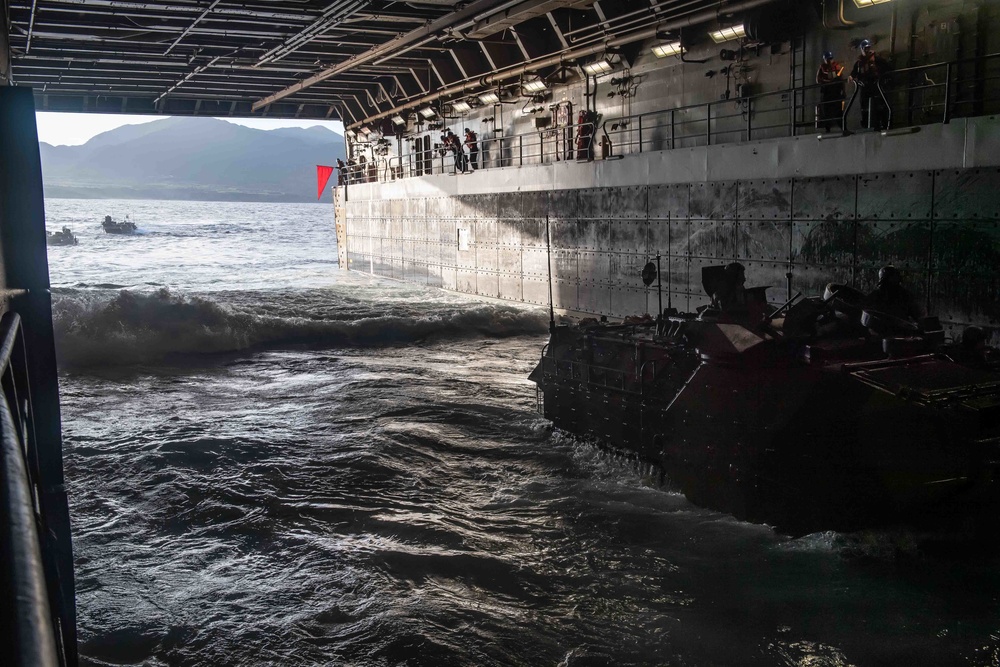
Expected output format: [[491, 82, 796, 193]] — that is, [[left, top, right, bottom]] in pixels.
[[46, 226, 78, 246], [530, 266, 1000, 539], [102, 214, 138, 234]]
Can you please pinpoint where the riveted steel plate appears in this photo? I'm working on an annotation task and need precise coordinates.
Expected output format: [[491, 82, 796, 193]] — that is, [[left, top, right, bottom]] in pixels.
[[520, 219, 548, 247], [496, 220, 520, 246], [402, 260, 426, 284], [389, 198, 404, 218], [477, 271, 500, 298], [402, 240, 415, 261], [854, 219, 932, 271], [689, 219, 737, 259], [609, 287, 648, 318], [791, 175, 855, 220], [738, 179, 792, 220], [457, 270, 477, 293], [440, 240, 457, 267], [602, 186, 647, 219], [791, 219, 857, 266], [476, 244, 498, 272], [934, 168, 1000, 219], [389, 217, 403, 239], [406, 198, 426, 218], [427, 264, 444, 288], [738, 220, 791, 262], [523, 191, 548, 218], [476, 219, 498, 246], [647, 219, 671, 257], [457, 243, 476, 269], [499, 275, 522, 301], [552, 250, 578, 282], [522, 248, 549, 278], [498, 247, 522, 274], [498, 192, 521, 219], [578, 251, 612, 284], [579, 284, 611, 315], [931, 271, 1000, 326], [423, 218, 440, 243], [610, 220, 647, 253], [648, 184, 690, 219], [689, 181, 737, 219], [931, 219, 1000, 272], [389, 259, 402, 281], [552, 219, 610, 251], [610, 253, 647, 287], [857, 171, 934, 220], [403, 217, 427, 239], [553, 280, 578, 311], [439, 219, 457, 244], [523, 278, 549, 306], [427, 197, 451, 217], [441, 266, 457, 291], [550, 188, 586, 220]]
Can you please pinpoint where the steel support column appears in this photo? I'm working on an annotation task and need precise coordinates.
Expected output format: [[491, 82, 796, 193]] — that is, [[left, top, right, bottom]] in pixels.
[[0, 86, 78, 667], [1, 0, 11, 85]]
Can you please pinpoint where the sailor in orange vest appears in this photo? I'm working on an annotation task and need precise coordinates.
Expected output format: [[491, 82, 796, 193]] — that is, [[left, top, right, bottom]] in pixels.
[[816, 51, 845, 132], [849, 39, 891, 130]]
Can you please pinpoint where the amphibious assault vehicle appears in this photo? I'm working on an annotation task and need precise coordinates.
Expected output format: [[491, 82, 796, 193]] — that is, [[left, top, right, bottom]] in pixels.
[[529, 267, 1000, 537]]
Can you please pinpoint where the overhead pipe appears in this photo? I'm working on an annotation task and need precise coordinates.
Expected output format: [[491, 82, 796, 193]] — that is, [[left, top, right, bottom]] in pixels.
[[350, 0, 781, 128]]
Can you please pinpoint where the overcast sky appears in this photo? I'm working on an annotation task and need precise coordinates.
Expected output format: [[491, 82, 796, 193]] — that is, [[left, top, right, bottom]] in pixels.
[[35, 112, 344, 146]]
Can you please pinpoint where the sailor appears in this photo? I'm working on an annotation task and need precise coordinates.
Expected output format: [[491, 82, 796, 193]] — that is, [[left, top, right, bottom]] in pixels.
[[863, 265, 922, 321], [816, 50, 845, 132], [464, 128, 480, 171], [849, 39, 891, 130], [336, 158, 346, 186]]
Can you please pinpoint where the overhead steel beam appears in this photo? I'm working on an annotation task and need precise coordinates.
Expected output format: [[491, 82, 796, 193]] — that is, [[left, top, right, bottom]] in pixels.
[[252, 0, 514, 111], [163, 0, 220, 55], [466, 0, 592, 39], [352, 0, 780, 127]]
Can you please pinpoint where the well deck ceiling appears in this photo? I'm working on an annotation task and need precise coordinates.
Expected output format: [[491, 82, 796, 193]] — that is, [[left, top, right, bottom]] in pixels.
[[4, 0, 732, 121]]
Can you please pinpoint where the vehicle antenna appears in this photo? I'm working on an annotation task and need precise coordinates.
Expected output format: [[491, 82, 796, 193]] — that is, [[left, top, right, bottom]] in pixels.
[[545, 212, 555, 333]]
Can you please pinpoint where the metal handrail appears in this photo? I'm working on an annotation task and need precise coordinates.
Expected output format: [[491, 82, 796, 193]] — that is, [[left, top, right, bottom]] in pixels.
[[0, 312, 62, 667], [344, 51, 1000, 186]]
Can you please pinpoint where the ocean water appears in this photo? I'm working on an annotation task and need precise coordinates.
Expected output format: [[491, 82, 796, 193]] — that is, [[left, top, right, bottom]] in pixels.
[[47, 198, 1000, 667]]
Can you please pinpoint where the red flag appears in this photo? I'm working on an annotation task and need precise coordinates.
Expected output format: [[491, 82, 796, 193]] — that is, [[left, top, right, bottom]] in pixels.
[[316, 165, 335, 199]]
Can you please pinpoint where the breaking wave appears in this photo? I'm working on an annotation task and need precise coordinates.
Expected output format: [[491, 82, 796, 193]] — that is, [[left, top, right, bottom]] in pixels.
[[52, 288, 548, 368]]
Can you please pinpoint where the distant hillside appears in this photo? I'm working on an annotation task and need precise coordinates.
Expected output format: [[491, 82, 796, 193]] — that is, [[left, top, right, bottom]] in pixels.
[[40, 117, 345, 203]]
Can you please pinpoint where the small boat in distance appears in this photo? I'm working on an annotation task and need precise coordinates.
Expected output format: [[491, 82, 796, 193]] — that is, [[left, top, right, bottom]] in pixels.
[[47, 226, 79, 246], [102, 214, 138, 234]]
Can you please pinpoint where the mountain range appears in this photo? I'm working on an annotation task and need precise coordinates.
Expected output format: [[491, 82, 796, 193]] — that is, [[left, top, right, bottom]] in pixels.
[[39, 116, 346, 203]]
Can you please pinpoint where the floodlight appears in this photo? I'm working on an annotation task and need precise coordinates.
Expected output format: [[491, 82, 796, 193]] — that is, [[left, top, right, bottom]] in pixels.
[[853, 0, 891, 6], [522, 79, 547, 93], [709, 24, 746, 43], [582, 59, 613, 75], [452, 100, 472, 113], [345, 129, 357, 139], [358, 126, 371, 135], [419, 106, 436, 119], [392, 115, 406, 125], [651, 41, 683, 58], [478, 91, 500, 104]]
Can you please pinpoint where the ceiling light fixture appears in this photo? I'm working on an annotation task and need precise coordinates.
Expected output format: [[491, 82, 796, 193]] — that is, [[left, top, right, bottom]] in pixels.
[[419, 106, 436, 119], [709, 24, 746, 43], [478, 91, 500, 104], [651, 41, 684, 58], [392, 115, 406, 125], [853, 0, 892, 6], [522, 79, 547, 93], [452, 100, 472, 113], [582, 59, 613, 75]]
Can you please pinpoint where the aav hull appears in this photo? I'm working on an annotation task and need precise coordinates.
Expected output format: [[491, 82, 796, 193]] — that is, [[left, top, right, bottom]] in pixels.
[[532, 319, 1000, 537]]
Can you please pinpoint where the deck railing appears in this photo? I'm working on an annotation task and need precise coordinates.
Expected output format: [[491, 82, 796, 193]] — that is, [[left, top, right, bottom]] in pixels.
[[0, 312, 68, 667], [340, 51, 1000, 185]]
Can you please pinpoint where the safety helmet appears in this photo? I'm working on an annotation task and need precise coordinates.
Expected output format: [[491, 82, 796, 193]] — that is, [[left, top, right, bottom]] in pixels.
[[877, 265, 900, 285], [725, 262, 746, 277], [859, 38, 872, 51], [823, 51, 834, 61]]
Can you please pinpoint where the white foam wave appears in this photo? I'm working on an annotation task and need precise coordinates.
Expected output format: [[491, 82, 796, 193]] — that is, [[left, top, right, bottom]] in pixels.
[[53, 288, 549, 368]]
